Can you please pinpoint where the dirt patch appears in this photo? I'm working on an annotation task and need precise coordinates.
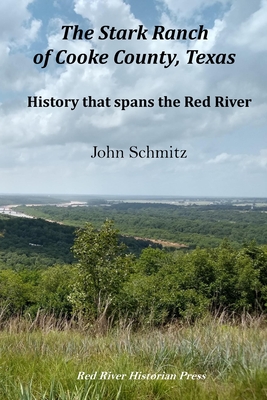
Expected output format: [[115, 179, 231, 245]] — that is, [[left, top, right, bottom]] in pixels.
[[133, 236, 188, 249]]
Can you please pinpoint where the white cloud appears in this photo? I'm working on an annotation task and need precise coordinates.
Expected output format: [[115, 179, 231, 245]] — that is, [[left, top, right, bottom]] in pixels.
[[0, 0, 42, 92], [207, 150, 267, 171], [0, 0, 41, 46], [233, 0, 267, 51], [157, 0, 230, 19], [240, 149, 267, 171], [207, 152, 231, 163]]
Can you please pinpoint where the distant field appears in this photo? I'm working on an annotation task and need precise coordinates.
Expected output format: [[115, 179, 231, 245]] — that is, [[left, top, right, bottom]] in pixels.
[[0, 194, 67, 206], [1, 194, 267, 207], [15, 202, 267, 248]]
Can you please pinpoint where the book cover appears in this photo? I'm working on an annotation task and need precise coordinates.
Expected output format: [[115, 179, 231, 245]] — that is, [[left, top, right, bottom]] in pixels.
[[0, 0, 266, 399]]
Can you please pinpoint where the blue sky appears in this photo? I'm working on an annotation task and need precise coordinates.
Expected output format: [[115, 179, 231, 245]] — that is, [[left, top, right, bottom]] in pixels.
[[0, 0, 266, 196]]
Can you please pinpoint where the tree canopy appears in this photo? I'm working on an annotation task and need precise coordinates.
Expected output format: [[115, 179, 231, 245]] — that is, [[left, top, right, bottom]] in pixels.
[[69, 220, 133, 318]]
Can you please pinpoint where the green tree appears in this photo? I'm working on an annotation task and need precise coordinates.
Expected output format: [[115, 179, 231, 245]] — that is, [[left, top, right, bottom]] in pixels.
[[0, 270, 34, 315], [69, 220, 133, 319], [36, 264, 75, 317], [136, 247, 171, 275]]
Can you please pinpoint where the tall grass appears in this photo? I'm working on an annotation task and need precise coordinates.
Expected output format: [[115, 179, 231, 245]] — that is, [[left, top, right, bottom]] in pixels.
[[0, 312, 267, 399]]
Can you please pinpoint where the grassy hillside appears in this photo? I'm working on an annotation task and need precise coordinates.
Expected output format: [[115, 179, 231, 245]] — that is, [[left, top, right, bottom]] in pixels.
[[0, 316, 266, 400]]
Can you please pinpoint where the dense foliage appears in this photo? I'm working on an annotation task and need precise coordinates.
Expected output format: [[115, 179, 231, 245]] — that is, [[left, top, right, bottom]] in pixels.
[[0, 216, 161, 270], [70, 220, 134, 318], [16, 203, 267, 248], [0, 194, 64, 206], [0, 216, 75, 268], [0, 218, 267, 323], [1, 200, 267, 324]]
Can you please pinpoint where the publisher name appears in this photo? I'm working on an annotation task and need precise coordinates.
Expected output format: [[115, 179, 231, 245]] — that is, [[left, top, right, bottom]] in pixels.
[[77, 371, 206, 381], [91, 146, 187, 159]]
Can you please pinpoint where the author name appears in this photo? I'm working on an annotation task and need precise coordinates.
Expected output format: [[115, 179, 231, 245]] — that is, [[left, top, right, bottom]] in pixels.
[[91, 145, 187, 159]]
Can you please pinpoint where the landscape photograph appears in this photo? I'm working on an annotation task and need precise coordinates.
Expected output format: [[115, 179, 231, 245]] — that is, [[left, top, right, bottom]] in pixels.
[[1, 0, 267, 399], [0, 194, 267, 399]]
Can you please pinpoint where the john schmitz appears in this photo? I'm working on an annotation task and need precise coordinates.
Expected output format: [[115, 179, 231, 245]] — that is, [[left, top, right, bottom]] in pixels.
[[91, 145, 187, 159]]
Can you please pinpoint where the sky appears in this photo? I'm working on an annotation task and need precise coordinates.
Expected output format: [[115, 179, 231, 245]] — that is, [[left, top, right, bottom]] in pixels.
[[0, 0, 266, 197]]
